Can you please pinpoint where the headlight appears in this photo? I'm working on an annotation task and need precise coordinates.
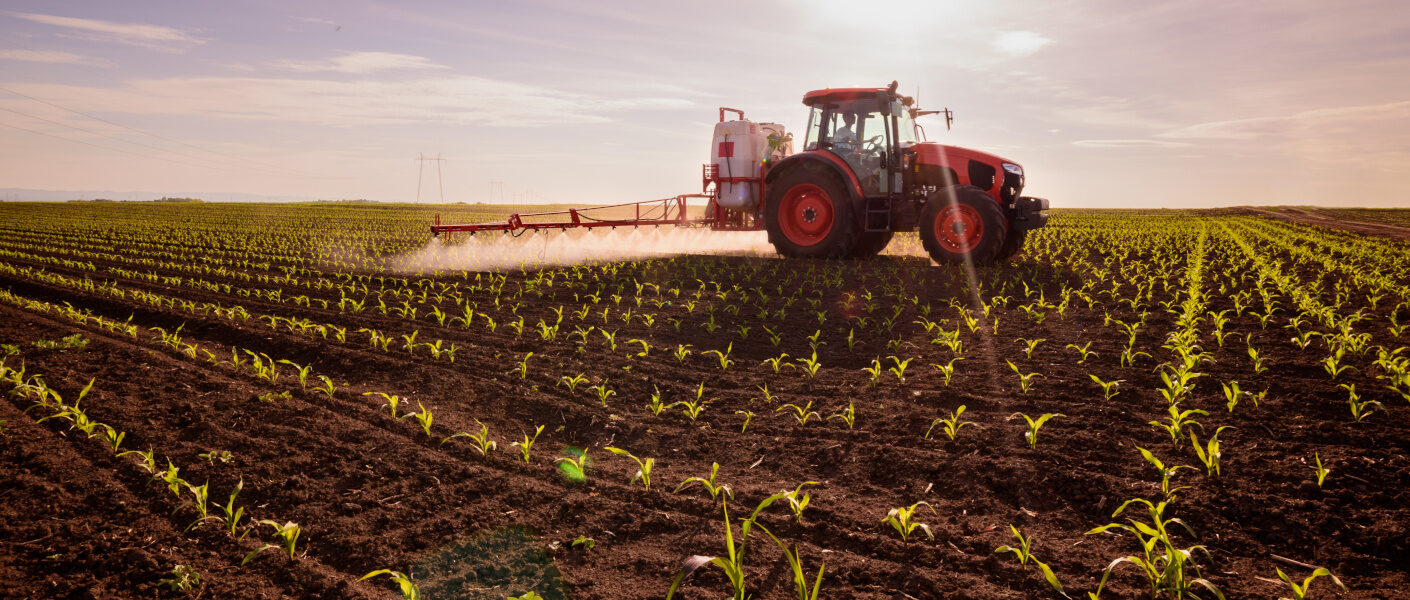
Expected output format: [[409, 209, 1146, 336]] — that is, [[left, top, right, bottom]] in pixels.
[[1002, 162, 1023, 175]]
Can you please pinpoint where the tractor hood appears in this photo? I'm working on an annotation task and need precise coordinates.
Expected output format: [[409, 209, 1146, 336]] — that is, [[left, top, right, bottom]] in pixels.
[[910, 142, 1018, 173]]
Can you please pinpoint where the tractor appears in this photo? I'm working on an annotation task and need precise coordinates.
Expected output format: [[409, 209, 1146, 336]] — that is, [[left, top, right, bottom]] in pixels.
[[431, 81, 1049, 265]]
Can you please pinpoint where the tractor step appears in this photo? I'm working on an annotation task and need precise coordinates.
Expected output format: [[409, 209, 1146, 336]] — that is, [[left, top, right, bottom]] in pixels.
[[863, 197, 891, 232]]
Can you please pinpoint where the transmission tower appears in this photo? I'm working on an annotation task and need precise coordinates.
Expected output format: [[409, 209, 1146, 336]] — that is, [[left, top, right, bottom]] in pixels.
[[415, 153, 445, 203]]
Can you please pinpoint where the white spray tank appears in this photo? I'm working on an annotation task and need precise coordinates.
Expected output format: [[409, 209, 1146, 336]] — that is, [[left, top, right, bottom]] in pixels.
[[711, 116, 789, 209]]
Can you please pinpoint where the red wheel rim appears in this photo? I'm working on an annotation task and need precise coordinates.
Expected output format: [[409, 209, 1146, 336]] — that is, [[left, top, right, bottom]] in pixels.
[[778, 183, 834, 246], [935, 204, 984, 253]]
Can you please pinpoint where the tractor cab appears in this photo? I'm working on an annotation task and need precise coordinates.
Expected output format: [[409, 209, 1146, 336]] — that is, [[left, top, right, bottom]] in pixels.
[[800, 88, 918, 198]]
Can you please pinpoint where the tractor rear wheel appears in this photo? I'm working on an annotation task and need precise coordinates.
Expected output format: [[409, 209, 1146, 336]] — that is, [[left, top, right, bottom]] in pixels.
[[851, 230, 894, 259], [764, 163, 857, 259], [920, 185, 1007, 265]]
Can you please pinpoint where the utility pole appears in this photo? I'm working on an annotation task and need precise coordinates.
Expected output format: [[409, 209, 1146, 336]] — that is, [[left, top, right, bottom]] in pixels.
[[488, 180, 504, 204], [415, 153, 446, 204]]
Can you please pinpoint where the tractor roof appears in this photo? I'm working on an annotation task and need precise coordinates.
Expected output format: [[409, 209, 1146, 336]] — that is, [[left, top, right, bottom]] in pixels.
[[802, 87, 886, 105]]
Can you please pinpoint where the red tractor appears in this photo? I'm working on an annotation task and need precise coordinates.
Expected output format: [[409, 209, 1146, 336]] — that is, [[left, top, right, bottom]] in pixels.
[[431, 81, 1049, 265], [755, 81, 1048, 264]]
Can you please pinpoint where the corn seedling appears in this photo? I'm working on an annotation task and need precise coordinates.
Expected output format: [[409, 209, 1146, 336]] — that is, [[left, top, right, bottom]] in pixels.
[[220, 479, 246, 537], [1150, 403, 1206, 445], [1006, 360, 1043, 393], [826, 401, 856, 430], [1008, 412, 1064, 449], [797, 351, 823, 380], [930, 357, 963, 386], [555, 447, 590, 483], [277, 360, 312, 389], [1221, 381, 1248, 413], [994, 525, 1065, 595], [313, 375, 337, 398], [511, 425, 545, 463], [1017, 337, 1045, 359], [675, 462, 734, 500], [1066, 341, 1097, 363], [887, 355, 912, 384], [881, 501, 935, 542], [673, 344, 693, 362], [198, 449, 233, 465], [778, 400, 820, 426], [588, 381, 616, 406], [1137, 447, 1193, 499], [665, 494, 782, 600], [926, 405, 977, 441], [405, 400, 434, 437], [1086, 498, 1224, 600], [557, 373, 589, 393], [517, 352, 533, 378], [605, 446, 654, 491], [780, 481, 818, 523], [442, 419, 496, 455], [1088, 374, 1124, 401], [180, 480, 221, 531], [647, 386, 668, 415], [362, 391, 404, 418], [862, 358, 883, 387], [1275, 567, 1347, 600], [704, 343, 735, 370], [242, 520, 301, 564], [360, 569, 421, 600], [1190, 426, 1233, 477]]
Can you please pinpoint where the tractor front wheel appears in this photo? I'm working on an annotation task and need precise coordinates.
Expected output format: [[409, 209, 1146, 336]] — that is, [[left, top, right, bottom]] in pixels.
[[764, 163, 857, 259], [920, 185, 1007, 265]]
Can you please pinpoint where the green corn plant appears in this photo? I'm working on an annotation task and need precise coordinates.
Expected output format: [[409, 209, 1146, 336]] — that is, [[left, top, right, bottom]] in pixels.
[[599, 328, 618, 351], [516, 352, 533, 378], [1006, 360, 1043, 393], [673, 344, 693, 362], [180, 480, 221, 531], [881, 501, 936, 542], [1190, 426, 1233, 477], [777, 401, 820, 426], [99, 424, 125, 453], [604, 446, 654, 491], [1137, 446, 1193, 499], [665, 494, 782, 600], [555, 448, 590, 483], [219, 479, 246, 537], [511, 425, 545, 463], [119, 447, 157, 474], [360, 569, 421, 600], [861, 358, 883, 387], [1320, 349, 1353, 380], [675, 462, 734, 500], [1089, 374, 1124, 401], [628, 338, 651, 357], [1017, 337, 1045, 359], [756, 383, 775, 404], [1086, 498, 1224, 600], [1150, 403, 1206, 445], [277, 360, 313, 389], [736, 410, 755, 433], [1121, 347, 1151, 367], [1275, 567, 1347, 600], [401, 330, 420, 353], [994, 525, 1064, 595], [930, 357, 962, 386], [1341, 383, 1383, 422], [588, 381, 616, 407], [1066, 341, 1097, 363], [1221, 381, 1248, 413], [158, 565, 202, 593], [749, 519, 826, 600], [647, 386, 668, 415], [703, 343, 735, 370], [242, 520, 301, 564], [826, 401, 856, 430], [1008, 412, 1064, 449], [362, 391, 403, 418], [926, 405, 976, 441], [761, 352, 793, 374], [796, 352, 823, 380], [557, 373, 589, 393], [405, 400, 434, 437], [313, 375, 337, 398], [677, 383, 711, 421], [442, 419, 496, 455], [1313, 452, 1330, 488], [887, 355, 912, 384], [780, 481, 818, 523]]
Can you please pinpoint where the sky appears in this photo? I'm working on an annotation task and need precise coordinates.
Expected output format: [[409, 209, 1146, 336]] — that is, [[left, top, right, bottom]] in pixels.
[[1, 0, 1409, 207]]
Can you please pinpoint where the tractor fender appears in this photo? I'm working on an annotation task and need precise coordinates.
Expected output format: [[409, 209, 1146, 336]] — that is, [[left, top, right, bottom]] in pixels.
[[764, 151, 864, 202]]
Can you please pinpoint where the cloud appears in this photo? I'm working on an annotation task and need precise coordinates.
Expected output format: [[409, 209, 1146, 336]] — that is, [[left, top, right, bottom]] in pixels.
[[5, 75, 692, 128], [0, 49, 109, 66], [1073, 139, 1191, 148], [12, 12, 206, 51], [275, 51, 447, 74], [993, 31, 1050, 57], [1158, 101, 1410, 140]]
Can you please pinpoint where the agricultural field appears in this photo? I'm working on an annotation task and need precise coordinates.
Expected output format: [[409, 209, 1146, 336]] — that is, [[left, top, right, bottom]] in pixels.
[[1, 201, 1409, 600]]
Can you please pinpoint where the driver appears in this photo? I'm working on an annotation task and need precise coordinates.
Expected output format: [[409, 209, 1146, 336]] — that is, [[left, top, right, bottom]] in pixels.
[[832, 112, 859, 148]]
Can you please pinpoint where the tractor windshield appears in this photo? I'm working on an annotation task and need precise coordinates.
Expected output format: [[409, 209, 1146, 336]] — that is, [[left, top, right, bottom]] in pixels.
[[895, 101, 919, 146]]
